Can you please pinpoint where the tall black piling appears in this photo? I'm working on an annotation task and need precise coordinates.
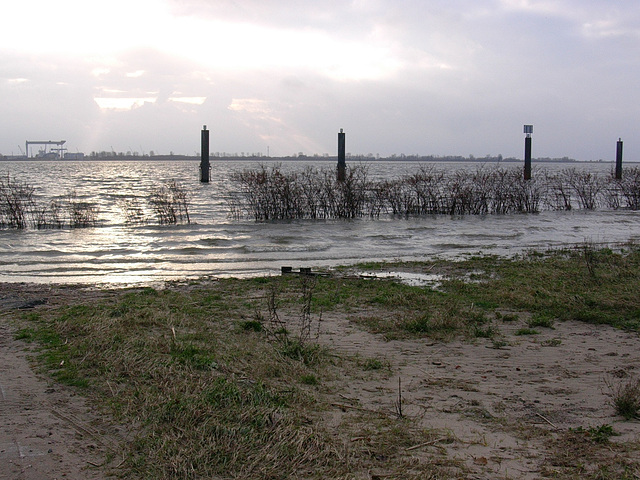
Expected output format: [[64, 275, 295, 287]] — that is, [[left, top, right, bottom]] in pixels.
[[200, 125, 210, 183], [524, 125, 533, 180], [615, 138, 623, 180], [337, 128, 346, 182]]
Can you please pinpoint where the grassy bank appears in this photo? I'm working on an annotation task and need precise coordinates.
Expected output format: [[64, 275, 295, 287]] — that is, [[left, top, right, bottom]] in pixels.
[[12, 243, 640, 479]]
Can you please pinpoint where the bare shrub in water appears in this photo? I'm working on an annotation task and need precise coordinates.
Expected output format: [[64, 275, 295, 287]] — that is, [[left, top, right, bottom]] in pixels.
[[447, 169, 478, 215], [230, 164, 554, 219], [230, 164, 374, 220], [149, 181, 191, 225], [333, 165, 371, 218], [0, 176, 101, 229], [406, 164, 445, 214], [0, 174, 34, 229], [511, 172, 544, 213], [544, 170, 573, 211], [616, 166, 640, 210], [118, 197, 147, 224], [358, 165, 542, 216], [229, 164, 302, 220], [380, 178, 416, 215], [31, 199, 64, 229], [66, 190, 99, 228], [298, 166, 324, 219], [563, 168, 604, 210]]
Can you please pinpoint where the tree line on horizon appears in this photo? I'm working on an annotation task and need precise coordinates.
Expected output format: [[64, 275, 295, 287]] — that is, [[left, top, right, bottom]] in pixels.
[[64, 151, 579, 163]]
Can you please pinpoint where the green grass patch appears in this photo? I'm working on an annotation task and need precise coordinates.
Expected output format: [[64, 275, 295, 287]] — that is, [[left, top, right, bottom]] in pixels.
[[528, 314, 555, 329], [362, 357, 388, 371], [515, 328, 540, 336], [497, 312, 519, 322], [572, 424, 619, 444], [300, 374, 319, 385], [239, 319, 264, 332], [343, 245, 640, 340]]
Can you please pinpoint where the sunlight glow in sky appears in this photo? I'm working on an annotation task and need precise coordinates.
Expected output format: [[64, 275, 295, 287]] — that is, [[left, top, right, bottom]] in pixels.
[[1, 0, 639, 160]]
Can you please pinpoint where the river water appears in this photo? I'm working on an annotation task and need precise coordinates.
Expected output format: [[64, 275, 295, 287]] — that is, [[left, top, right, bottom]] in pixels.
[[0, 160, 638, 286]]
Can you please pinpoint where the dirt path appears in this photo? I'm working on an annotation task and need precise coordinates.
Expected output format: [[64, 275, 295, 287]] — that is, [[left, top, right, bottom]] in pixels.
[[0, 286, 121, 480]]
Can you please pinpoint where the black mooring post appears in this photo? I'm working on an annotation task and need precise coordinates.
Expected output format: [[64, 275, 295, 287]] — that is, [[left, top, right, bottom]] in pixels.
[[615, 138, 623, 180], [337, 128, 346, 182], [524, 135, 532, 181], [200, 125, 210, 183]]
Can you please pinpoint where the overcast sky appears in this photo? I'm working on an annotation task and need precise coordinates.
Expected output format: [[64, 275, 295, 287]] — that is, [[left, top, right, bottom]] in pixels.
[[1, 0, 638, 160]]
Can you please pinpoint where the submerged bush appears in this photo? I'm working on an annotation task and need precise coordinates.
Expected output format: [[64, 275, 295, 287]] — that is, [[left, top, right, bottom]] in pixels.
[[149, 181, 191, 225], [617, 166, 640, 210], [0, 174, 34, 228], [66, 190, 99, 228], [0, 175, 195, 229], [5, 164, 640, 229], [229, 164, 640, 220], [0, 176, 99, 229]]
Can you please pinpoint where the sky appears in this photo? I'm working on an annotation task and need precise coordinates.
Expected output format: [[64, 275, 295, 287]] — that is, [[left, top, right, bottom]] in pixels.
[[1, 0, 638, 161]]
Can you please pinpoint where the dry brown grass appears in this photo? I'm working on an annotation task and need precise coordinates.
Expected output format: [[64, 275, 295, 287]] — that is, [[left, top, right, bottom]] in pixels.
[[14, 278, 466, 479]]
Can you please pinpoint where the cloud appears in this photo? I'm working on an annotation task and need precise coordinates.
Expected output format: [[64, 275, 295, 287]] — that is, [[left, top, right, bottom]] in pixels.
[[169, 97, 207, 105], [0, 1, 639, 160], [126, 70, 146, 78], [94, 97, 158, 110]]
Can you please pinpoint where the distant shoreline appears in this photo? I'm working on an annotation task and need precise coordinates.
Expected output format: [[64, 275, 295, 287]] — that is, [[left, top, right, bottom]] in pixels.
[[0, 155, 626, 163]]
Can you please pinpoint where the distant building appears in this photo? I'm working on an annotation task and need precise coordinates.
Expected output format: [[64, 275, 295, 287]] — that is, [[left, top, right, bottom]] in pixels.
[[64, 152, 85, 160]]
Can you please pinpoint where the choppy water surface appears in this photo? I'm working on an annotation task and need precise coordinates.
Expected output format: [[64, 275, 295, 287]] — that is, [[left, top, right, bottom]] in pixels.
[[1, 160, 638, 285]]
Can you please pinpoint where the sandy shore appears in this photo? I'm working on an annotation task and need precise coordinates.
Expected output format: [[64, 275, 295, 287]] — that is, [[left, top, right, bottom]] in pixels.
[[319, 307, 640, 478]]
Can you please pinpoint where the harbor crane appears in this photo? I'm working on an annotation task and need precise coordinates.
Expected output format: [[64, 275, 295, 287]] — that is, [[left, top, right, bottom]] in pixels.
[[25, 140, 66, 158]]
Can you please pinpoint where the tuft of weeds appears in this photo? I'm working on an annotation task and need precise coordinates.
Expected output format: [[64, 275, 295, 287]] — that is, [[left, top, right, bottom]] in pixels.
[[582, 240, 599, 278], [472, 323, 497, 339], [257, 275, 326, 366], [528, 314, 555, 329], [606, 376, 640, 420], [402, 312, 462, 340], [496, 312, 519, 322], [300, 374, 319, 385], [571, 424, 618, 444], [543, 424, 639, 479], [515, 328, 540, 336], [279, 339, 324, 366], [491, 338, 509, 349], [239, 319, 263, 332], [169, 343, 217, 370], [362, 357, 389, 371]]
